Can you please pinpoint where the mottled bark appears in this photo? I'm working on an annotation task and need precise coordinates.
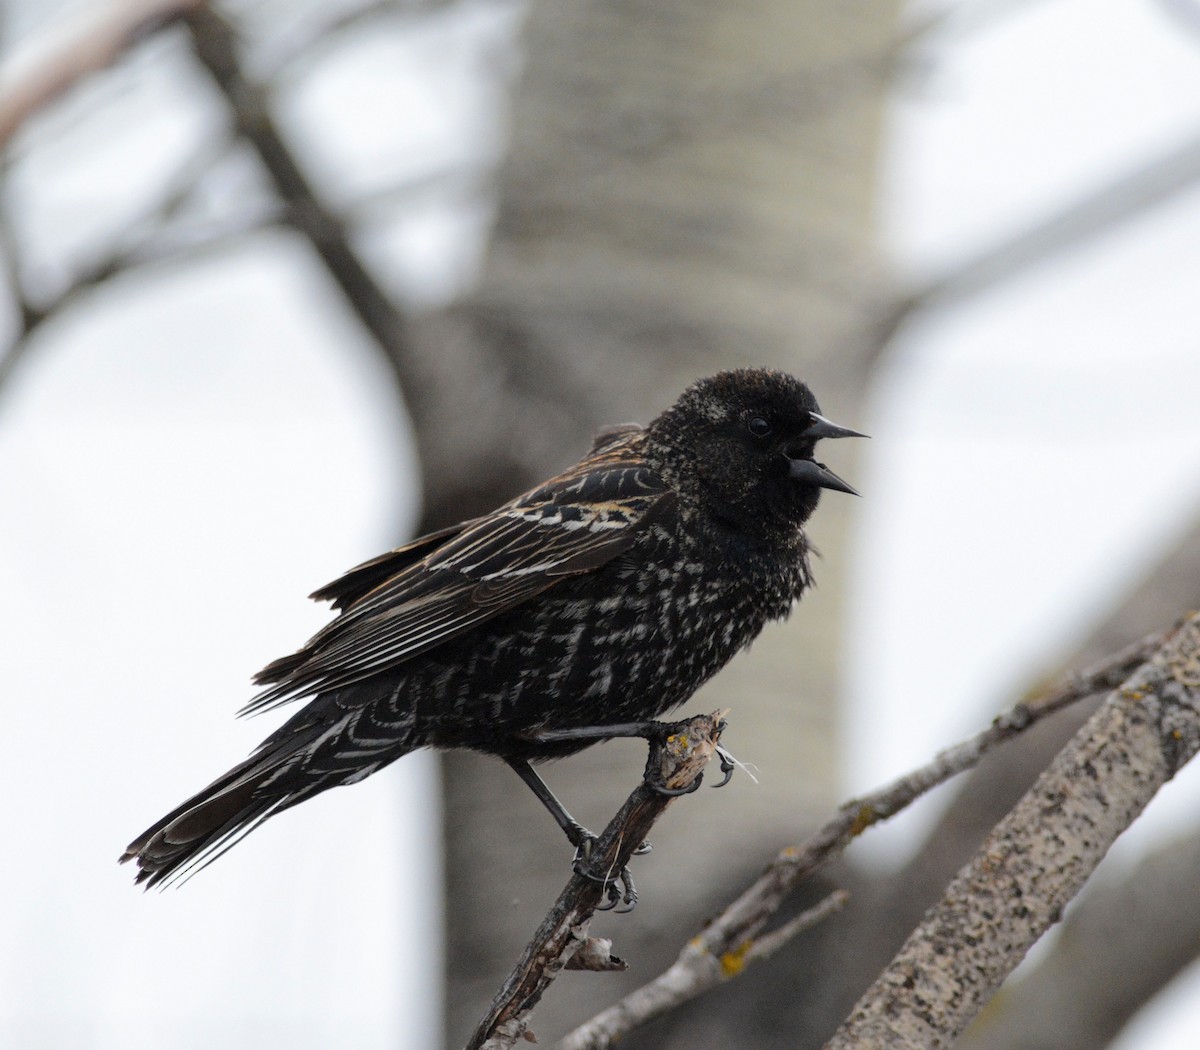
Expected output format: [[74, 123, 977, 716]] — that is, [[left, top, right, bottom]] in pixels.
[[825, 614, 1200, 1050]]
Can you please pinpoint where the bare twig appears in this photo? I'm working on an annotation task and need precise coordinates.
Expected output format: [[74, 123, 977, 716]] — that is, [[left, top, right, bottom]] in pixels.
[[556, 628, 1165, 1050], [345, 165, 490, 221], [559, 890, 849, 1050], [466, 712, 726, 1050], [0, 0, 204, 149], [183, 6, 417, 374], [261, 0, 456, 84], [0, 132, 256, 399], [872, 130, 1200, 356], [825, 612, 1200, 1049]]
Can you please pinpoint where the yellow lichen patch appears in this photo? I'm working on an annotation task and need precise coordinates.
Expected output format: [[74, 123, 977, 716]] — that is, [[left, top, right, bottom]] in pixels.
[[719, 940, 752, 978], [849, 804, 877, 837]]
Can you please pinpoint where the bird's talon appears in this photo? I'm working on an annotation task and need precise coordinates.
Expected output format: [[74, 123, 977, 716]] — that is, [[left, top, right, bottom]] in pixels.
[[633, 839, 652, 856], [646, 771, 703, 797], [614, 868, 638, 912], [712, 748, 736, 788]]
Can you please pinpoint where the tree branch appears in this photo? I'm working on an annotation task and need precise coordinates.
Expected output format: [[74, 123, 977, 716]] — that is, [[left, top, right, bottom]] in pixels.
[[0, 132, 254, 400], [465, 712, 726, 1050], [261, 0, 454, 85], [0, 0, 203, 149], [555, 627, 1164, 1050], [182, 6, 419, 379], [871, 130, 1200, 357], [825, 611, 1200, 1050], [957, 825, 1200, 1050]]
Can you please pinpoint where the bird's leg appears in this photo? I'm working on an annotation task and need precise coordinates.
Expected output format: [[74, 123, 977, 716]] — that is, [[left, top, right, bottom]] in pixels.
[[505, 757, 592, 849], [505, 757, 640, 910], [529, 715, 735, 801], [527, 721, 667, 744]]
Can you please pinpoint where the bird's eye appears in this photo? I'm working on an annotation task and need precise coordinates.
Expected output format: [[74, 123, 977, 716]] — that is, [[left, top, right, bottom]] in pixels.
[[747, 416, 772, 439]]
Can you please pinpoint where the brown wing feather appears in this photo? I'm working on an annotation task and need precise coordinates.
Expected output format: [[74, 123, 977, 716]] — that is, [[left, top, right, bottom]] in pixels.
[[242, 432, 669, 715], [307, 521, 479, 611]]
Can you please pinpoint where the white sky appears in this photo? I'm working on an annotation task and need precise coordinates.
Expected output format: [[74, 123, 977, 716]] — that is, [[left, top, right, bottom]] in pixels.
[[2, 1, 1200, 1048]]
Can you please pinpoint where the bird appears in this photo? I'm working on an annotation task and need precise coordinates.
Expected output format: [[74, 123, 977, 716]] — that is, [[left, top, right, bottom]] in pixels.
[[121, 368, 864, 894]]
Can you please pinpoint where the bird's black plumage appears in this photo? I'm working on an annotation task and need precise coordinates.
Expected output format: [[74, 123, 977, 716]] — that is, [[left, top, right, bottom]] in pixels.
[[121, 368, 863, 887]]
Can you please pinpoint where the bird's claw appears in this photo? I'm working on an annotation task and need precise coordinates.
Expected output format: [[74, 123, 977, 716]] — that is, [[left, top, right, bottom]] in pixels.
[[712, 746, 736, 788], [645, 771, 704, 796], [595, 866, 638, 912], [573, 836, 639, 911]]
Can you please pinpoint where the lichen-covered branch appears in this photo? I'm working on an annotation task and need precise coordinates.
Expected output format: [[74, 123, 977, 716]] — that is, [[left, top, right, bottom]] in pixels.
[[465, 712, 726, 1050], [555, 627, 1164, 1050], [956, 826, 1200, 1050], [824, 612, 1200, 1050]]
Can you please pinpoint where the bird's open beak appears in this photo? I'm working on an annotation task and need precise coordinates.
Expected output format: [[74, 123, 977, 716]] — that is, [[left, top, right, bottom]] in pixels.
[[788, 413, 867, 495], [788, 458, 860, 495]]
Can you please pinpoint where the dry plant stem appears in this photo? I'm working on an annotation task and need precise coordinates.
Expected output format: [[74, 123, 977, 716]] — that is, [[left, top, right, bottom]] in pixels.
[[466, 712, 726, 1050], [825, 612, 1200, 1050], [556, 628, 1164, 1050]]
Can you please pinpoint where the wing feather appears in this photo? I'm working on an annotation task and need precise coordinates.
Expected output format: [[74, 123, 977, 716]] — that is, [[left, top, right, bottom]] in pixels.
[[242, 433, 670, 715]]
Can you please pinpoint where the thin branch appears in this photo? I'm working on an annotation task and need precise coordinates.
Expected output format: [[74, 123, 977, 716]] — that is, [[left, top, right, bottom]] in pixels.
[[825, 612, 1200, 1049], [872, 130, 1200, 356], [0, 13, 37, 355], [559, 891, 849, 1050], [0, 132, 251, 399], [466, 712, 726, 1050], [183, 7, 415, 364], [556, 628, 1165, 1050], [344, 165, 490, 222], [260, 0, 455, 85], [0, 0, 204, 149]]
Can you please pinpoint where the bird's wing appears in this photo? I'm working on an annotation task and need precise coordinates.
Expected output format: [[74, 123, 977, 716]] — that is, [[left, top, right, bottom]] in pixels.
[[242, 434, 671, 715], [306, 521, 481, 612]]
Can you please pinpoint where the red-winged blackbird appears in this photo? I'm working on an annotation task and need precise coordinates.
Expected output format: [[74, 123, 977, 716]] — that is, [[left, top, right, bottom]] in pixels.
[[122, 368, 863, 889]]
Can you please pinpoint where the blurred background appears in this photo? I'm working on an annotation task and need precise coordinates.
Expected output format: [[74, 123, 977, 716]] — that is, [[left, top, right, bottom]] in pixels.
[[2, 1, 1199, 1048]]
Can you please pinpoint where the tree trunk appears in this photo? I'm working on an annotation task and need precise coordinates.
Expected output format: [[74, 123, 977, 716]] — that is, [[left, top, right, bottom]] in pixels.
[[418, 2, 900, 1043]]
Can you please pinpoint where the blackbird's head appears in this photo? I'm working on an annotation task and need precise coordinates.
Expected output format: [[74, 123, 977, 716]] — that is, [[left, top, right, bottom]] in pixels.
[[647, 369, 865, 536]]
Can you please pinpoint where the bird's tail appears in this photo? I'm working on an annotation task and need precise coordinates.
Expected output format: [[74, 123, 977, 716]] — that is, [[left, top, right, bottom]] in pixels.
[[120, 706, 406, 888]]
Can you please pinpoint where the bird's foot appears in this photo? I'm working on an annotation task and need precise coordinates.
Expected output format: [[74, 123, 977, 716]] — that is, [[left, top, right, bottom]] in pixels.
[[644, 770, 705, 796], [640, 716, 735, 795], [572, 836, 638, 912]]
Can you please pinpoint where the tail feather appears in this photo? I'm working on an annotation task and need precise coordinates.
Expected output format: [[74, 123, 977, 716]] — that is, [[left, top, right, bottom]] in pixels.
[[120, 726, 326, 889], [123, 688, 420, 888]]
